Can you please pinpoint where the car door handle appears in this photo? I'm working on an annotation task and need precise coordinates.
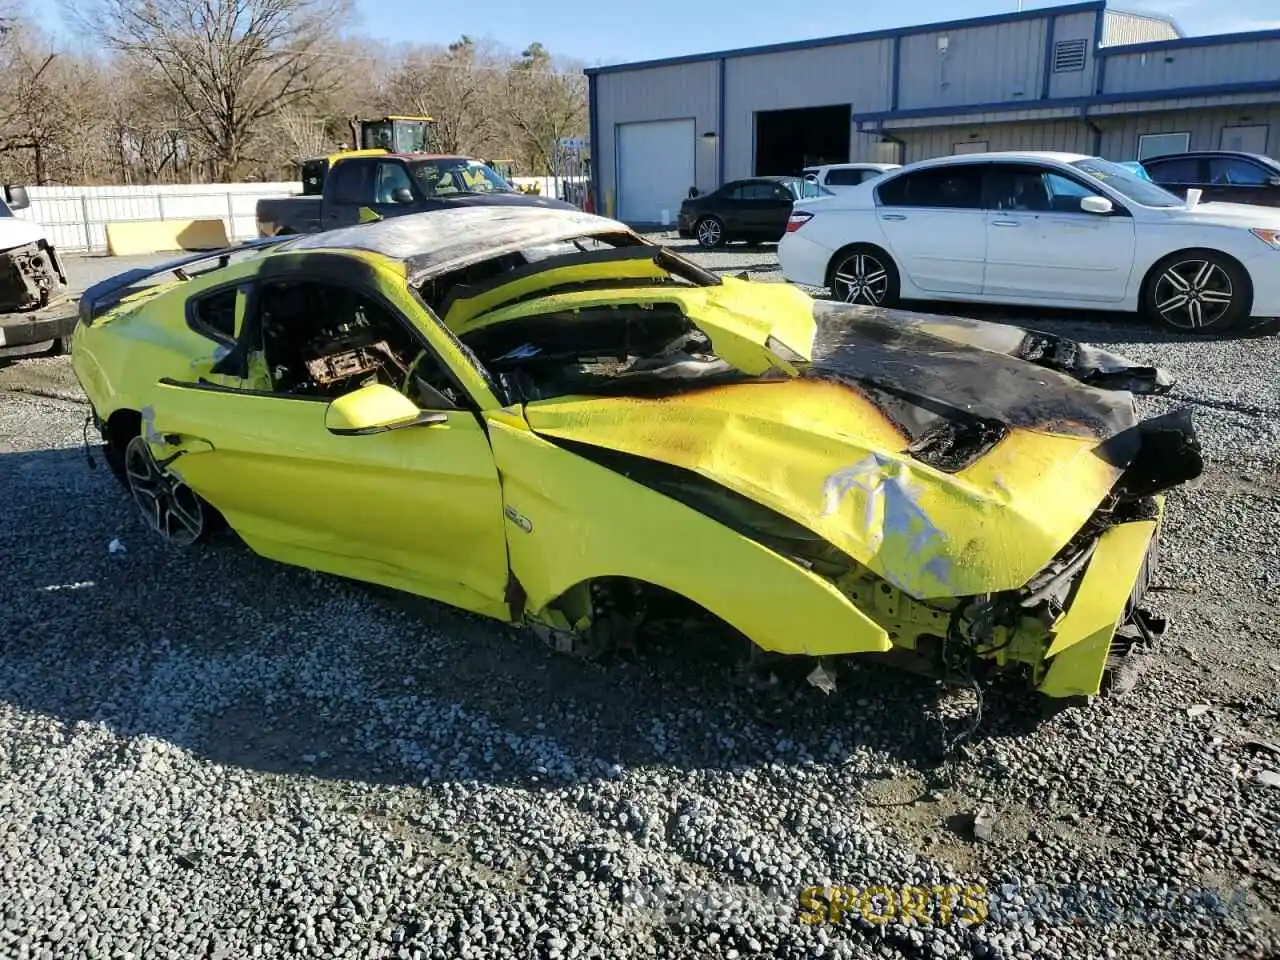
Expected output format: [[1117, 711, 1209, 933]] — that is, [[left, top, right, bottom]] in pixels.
[[880, 214, 907, 221], [991, 219, 1020, 227]]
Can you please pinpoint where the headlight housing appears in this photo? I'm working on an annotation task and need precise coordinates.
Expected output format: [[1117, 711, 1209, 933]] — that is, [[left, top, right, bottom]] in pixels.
[[1250, 227, 1280, 249]]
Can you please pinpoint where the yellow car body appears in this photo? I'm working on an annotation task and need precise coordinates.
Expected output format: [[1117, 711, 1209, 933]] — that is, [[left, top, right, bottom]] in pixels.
[[71, 208, 1202, 699]]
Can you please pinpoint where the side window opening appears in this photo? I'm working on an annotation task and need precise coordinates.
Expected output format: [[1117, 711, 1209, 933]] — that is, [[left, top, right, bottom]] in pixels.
[[191, 286, 239, 341], [254, 279, 463, 410]]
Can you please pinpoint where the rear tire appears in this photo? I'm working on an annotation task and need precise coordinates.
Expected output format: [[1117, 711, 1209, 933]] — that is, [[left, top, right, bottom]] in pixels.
[[123, 435, 221, 547], [1140, 249, 1250, 334], [694, 216, 725, 249], [827, 244, 900, 307]]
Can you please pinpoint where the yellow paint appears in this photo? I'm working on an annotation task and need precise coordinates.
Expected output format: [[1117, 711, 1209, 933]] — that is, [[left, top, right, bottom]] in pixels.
[[441, 258, 674, 331], [1037, 512, 1162, 698], [148, 379, 512, 620], [104, 219, 230, 256], [324, 383, 421, 433], [525, 384, 1117, 599], [487, 419, 892, 656]]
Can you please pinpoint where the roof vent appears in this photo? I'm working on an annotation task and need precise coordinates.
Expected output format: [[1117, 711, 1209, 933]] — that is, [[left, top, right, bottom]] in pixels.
[[1052, 38, 1088, 73]]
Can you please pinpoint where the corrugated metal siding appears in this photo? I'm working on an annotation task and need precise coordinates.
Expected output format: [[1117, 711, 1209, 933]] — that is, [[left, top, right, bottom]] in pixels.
[[1100, 11, 1181, 47], [897, 18, 1046, 110], [722, 40, 892, 179], [1047, 11, 1101, 100], [1096, 104, 1280, 159], [594, 61, 720, 212], [898, 119, 1096, 162], [14, 182, 298, 253], [1102, 38, 1280, 93]]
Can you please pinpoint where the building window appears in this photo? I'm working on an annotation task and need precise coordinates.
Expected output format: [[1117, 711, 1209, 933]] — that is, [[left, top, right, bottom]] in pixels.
[[1137, 132, 1190, 160], [1219, 124, 1269, 154], [1052, 38, 1088, 73]]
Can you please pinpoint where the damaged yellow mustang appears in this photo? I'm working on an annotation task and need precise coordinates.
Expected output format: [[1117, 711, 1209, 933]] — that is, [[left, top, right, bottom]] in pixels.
[[71, 207, 1202, 701]]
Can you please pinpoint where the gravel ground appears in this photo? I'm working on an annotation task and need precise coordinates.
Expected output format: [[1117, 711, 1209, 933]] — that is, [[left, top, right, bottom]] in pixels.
[[1, 243, 1278, 960]]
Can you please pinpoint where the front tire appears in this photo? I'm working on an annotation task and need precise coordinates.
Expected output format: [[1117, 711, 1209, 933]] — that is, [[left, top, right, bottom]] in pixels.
[[1141, 250, 1250, 333], [694, 216, 725, 249], [827, 245, 900, 307]]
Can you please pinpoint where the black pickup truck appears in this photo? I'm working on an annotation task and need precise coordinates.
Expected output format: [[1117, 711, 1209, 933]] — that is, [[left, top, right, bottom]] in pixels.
[[256, 153, 575, 236]]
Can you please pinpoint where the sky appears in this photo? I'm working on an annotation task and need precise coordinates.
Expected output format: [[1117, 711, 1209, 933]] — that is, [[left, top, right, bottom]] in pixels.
[[25, 0, 1280, 65]]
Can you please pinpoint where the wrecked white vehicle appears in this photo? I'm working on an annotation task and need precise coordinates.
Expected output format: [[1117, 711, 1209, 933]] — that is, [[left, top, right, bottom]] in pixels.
[[0, 185, 66, 313]]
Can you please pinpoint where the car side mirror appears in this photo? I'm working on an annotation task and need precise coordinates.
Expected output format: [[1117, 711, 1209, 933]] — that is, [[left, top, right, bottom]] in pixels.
[[1269, 176, 1280, 188], [1080, 195, 1114, 215], [324, 382, 447, 436], [4, 185, 30, 210], [392, 187, 414, 204]]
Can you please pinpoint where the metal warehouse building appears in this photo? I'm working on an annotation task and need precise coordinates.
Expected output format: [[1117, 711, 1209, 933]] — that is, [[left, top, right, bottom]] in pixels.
[[584, 1, 1280, 224]]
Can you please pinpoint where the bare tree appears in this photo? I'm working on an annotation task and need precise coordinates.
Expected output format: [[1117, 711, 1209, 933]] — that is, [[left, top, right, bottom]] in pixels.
[[502, 43, 588, 176], [383, 36, 504, 157], [66, 0, 354, 180]]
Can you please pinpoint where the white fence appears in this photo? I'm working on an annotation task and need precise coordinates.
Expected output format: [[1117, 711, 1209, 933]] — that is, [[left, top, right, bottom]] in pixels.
[[17, 182, 301, 254], [14, 176, 589, 256]]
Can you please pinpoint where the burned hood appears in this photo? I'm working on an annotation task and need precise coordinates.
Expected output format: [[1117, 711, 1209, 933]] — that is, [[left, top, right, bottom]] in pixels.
[[802, 301, 1173, 474], [522, 302, 1201, 600]]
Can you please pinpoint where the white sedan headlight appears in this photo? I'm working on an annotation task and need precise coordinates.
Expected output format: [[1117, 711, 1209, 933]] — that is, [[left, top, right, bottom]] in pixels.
[[1250, 228, 1280, 249]]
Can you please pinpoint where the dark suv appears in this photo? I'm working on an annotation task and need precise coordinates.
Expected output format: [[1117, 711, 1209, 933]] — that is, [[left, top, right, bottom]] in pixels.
[[1139, 150, 1280, 207]]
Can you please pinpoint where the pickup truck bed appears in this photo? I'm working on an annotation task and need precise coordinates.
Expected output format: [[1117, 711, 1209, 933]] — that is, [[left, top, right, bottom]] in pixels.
[[256, 196, 322, 236]]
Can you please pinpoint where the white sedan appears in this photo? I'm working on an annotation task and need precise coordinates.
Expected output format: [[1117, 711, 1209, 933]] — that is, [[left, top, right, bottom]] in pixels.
[[778, 150, 1280, 332]]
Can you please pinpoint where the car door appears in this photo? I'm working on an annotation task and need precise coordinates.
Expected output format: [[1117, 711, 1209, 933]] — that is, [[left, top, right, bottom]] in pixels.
[[323, 158, 429, 229], [756, 181, 798, 238], [1141, 155, 1203, 200], [872, 164, 988, 295], [1203, 156, 1280, 207], [980, 162, 1136, 304], [144, 276, 512, 618]]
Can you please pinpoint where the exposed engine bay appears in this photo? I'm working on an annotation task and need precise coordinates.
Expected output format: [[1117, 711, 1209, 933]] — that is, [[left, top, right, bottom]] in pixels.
[[0, 241, 66, 312]]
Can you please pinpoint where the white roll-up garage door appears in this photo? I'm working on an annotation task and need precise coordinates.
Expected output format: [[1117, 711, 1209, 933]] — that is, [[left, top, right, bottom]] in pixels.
[[616, 119, 695, 224]]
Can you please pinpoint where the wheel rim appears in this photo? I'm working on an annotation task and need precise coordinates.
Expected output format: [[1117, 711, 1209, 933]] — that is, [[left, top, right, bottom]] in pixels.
[[833, 253, 890, 305], [123, 436, 205, 547], [697, 219, 721, 246], [1152, 259, 1234, 330]]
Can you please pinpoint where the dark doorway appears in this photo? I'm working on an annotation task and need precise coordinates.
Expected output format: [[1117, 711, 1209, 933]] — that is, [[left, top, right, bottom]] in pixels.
[[754, 104, 851, 176]]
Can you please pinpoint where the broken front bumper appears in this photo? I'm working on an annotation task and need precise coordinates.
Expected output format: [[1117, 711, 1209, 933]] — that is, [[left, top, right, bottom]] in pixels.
[[1035, 502, 1163, 699]]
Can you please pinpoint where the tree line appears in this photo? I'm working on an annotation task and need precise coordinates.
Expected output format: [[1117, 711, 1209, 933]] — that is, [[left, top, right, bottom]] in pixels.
[[0, 0, 589, 186]]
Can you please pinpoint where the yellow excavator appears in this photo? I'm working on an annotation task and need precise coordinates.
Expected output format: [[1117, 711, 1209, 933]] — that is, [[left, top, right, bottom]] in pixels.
[[300, 115, 436, 196]]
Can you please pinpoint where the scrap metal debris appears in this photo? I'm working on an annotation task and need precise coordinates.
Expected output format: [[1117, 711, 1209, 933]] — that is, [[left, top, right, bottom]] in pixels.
[[805, 661, 837, 695]]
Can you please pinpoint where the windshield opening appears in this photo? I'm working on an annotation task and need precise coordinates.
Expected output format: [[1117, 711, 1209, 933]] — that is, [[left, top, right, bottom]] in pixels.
[[408, 158, 515, 197], [1069, 158, 1183, 207]]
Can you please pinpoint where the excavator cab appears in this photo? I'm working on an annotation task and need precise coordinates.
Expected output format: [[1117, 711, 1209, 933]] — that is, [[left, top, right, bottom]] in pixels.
[[298, 116, 436, 196], [355, 116, 433, 154]]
